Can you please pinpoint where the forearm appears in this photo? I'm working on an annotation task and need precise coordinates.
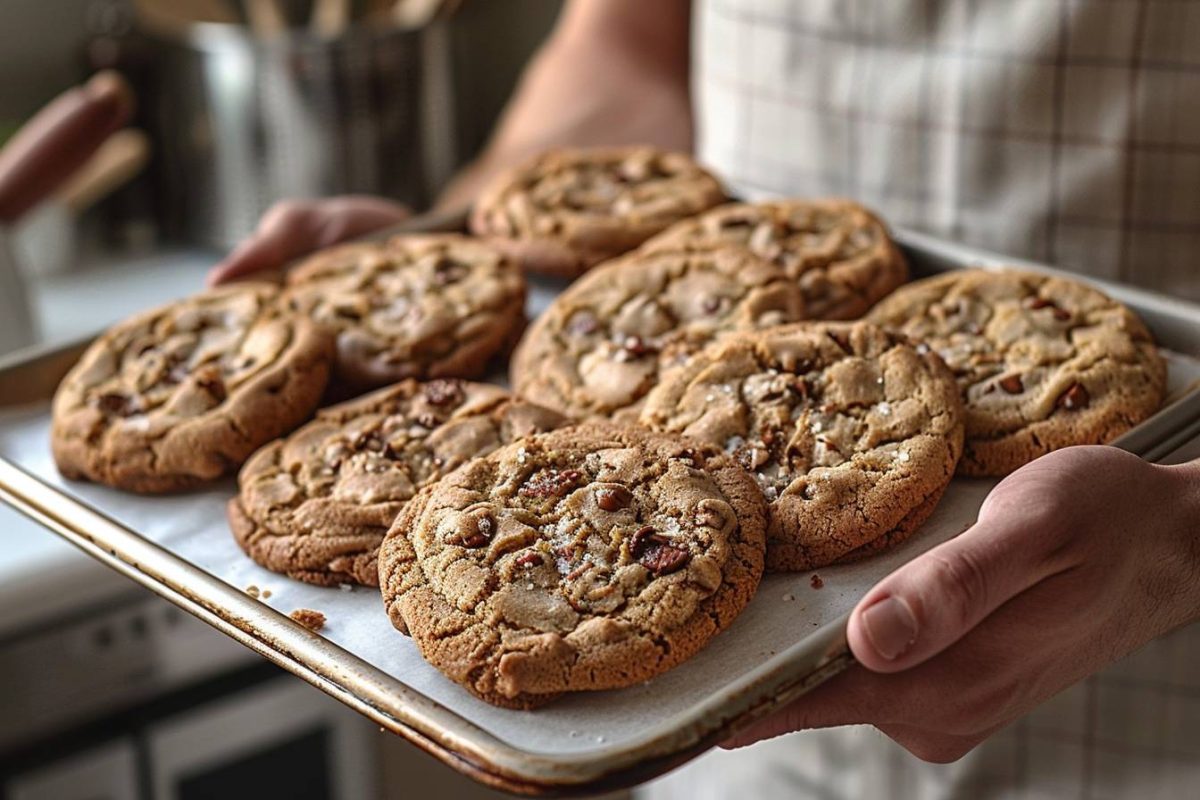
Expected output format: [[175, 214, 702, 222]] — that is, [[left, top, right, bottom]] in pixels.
[[435, 0, 693, 211]]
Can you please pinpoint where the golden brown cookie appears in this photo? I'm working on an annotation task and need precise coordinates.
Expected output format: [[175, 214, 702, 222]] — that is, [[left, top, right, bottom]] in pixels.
[[229, 379, 568, 587], [469, 146, 728, 278], [378, 424, 767, 708], [867, 269, 1166, 476], [282, 235, 526, 390], [510, 248, 817, 421], [51, 283, 334, 493], [640, 322, 964, 571], [640, 198, 908, 320]]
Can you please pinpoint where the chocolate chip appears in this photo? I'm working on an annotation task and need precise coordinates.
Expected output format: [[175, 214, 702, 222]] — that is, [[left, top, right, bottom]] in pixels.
[[736, 444, 770, 471], [596, 486, 632, 512], [998, 374, 1024, 394], [1028, 297, 1072, 321], [446, 512, 494, 548], [826, 330, 853, 355], [424, 379, 464, 407], [1056, 382, 1089, 410], [432, 257, 468, 286], [630, 527, 690, 576], [515, 552, 544, 568], [93, 391, 138, 417], [519, 468, 583, 498], [619, 335, 654, 359]]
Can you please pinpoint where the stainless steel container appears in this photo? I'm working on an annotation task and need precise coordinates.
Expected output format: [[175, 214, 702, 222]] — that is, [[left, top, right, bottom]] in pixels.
[[146, 20, 455, 249]]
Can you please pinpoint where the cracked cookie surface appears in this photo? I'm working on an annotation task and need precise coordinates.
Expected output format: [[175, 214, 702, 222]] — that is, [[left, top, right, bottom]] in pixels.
[[640, 322, 964, 571], [510, 248, 819, 421], [282, 235, 526, 390], [378, 423, 767, 708], [641, 199, 908, 320], [469, 146, 728, 278], [230, 379, 568, 587], [51, 282, 334, 493], [867, 269, 1166, 476]]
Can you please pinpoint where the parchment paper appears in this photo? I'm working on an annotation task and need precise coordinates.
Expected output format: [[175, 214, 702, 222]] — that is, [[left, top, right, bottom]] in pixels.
[[2, 280, 1198, 758]]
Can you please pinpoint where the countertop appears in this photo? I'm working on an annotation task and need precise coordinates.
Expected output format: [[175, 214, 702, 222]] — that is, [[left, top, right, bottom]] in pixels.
[[1, 248, 216, 636]]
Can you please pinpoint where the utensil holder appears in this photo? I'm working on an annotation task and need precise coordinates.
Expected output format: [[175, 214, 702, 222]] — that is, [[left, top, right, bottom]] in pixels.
[[146, 19, 455, 249]]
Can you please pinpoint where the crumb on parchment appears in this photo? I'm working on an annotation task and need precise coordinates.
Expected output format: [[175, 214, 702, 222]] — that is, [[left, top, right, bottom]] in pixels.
[[245, 585, 260, 598], [290, 608, 326, 632]]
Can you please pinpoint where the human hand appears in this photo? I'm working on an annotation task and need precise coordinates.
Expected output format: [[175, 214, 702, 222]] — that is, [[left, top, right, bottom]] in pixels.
[[726, 445, 1200, 761], [206, 195, 410, 286]]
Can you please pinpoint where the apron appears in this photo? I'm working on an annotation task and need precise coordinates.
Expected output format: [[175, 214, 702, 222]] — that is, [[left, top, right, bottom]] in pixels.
[[642, 2, 1200, 797]]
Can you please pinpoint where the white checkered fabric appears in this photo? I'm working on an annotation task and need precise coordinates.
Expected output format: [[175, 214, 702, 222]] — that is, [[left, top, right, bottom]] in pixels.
[[640, 2, 1200, 797], [692, 0, 1200, 301]]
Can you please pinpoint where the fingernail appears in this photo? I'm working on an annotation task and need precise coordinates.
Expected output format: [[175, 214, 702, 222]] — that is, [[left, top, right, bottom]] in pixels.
[[861, 596, 919, 660]]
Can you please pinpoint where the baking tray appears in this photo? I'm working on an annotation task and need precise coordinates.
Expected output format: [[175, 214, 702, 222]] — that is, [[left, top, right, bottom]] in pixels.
[[2, 218, 1200, 796]]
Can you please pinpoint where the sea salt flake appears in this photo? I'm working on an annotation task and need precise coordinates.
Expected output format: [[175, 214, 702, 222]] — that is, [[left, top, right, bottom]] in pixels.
[[898, 451, 911, 463]]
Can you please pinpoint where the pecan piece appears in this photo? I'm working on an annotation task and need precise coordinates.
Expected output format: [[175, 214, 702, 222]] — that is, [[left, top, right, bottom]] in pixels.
[[519, 468, 584, 498], [514, 552, 544, 568], [1056, 382, 1090, 410], [424, 379, 464, 407], [596, 486, 632, 512], [445, 512, 494, 548], [629, 526, 690, 575]]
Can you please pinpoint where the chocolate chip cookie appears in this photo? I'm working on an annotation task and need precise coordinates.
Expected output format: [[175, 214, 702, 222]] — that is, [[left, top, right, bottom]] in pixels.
[[867, 269, 1166, 476], [640, 322, 964, 571], [378, 424, 766, 708], [52, 283, 334, 493], [641, 199, 908, 320], [229, 379, 567, 587], [282, 235, 526, 390], [510, 247, 818, 421], [469, 146, 728, 278]]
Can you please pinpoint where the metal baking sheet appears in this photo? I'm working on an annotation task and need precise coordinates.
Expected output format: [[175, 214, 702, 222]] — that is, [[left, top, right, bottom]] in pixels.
[[2, 221, 1200, 796]]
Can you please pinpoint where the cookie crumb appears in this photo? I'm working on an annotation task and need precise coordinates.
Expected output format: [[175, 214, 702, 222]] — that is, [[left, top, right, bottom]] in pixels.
[[245, 584, 260, 599], [290, 608, 326, 632], [339, 583, 353, 592], [782, 593, 795, 602], [261, 589, 272, 599], [810, 574, 824, 589]]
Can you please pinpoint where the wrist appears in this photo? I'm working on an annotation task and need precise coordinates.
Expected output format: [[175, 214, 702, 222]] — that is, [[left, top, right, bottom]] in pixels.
[[1157, 459, 1200, 624]]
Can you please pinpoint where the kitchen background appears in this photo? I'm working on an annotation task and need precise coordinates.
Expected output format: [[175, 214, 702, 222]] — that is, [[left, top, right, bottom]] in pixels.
[[0, 3, 643, 799]]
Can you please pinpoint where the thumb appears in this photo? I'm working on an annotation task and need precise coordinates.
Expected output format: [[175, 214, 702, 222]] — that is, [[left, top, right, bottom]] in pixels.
[[846, 513, 1066, 673]]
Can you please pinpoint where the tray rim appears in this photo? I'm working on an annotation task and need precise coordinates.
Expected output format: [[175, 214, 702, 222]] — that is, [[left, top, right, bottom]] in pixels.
[[3, 222, 1200, 795]]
